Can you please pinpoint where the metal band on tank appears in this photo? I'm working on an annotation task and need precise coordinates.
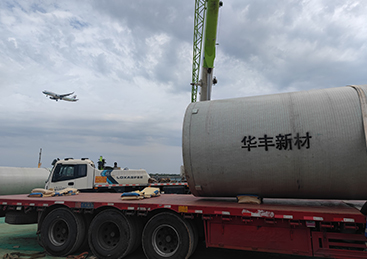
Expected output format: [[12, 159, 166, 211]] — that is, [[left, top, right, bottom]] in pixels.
[[349, 85, 367, 150]]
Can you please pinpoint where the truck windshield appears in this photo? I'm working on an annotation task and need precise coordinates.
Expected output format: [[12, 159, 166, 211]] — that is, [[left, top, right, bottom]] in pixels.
[[51, 164, 87, 182]]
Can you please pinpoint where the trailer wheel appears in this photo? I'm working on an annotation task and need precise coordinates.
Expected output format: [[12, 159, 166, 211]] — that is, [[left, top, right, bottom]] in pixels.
[[187, 219, 199, 257], [142, 212, 196, 259], [129, 216, 143, 253], [40, 208, 85, 256], [88, 209, 138, 259]]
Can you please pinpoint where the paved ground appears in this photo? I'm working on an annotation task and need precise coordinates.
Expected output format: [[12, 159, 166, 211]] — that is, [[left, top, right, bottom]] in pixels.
[[0, 217, 314, 259], [0, 218, 63, 259]]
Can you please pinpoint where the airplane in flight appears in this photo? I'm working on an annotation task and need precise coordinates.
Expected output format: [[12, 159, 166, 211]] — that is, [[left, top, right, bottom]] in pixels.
[[42, 90, 78, 102]]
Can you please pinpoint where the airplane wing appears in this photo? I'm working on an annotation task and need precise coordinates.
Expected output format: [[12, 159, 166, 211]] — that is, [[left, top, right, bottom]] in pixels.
[[59, 92, 74, 98]]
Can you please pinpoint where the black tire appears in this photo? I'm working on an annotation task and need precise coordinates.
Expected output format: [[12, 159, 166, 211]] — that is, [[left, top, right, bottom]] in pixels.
[[78, 213, 93, 252], [129, 215, 143, 253], [142, 212, 196, 259], [88, 209, 137, 259], [40, 207, 86, 256], [187, 219, 198, 257]]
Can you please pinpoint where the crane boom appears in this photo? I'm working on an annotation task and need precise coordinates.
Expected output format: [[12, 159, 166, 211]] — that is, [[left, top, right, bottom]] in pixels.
[[200, 0, 220, 101], [202, 0, 219, 70], [191, 0, 206, 103], [191, 0, 221, 102]]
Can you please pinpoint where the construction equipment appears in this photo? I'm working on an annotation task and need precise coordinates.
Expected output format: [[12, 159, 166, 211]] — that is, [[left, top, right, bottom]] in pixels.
[[191, 0, 221, 102]]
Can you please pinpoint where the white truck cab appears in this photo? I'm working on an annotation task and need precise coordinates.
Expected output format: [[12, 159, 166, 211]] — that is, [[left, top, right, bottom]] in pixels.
[[45, 158, 150, 192]]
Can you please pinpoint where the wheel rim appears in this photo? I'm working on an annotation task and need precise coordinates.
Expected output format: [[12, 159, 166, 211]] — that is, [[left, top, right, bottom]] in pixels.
[[152, 224, 180, 257], [49, 219, 69, 246], [98, 221, 121, 250]]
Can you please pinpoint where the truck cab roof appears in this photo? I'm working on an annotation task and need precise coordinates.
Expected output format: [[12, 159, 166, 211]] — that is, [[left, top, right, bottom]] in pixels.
[[55, 158, 95, 167]]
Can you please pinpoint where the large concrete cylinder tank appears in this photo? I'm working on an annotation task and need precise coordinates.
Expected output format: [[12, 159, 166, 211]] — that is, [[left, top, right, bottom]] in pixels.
[[182, 85, 367, 199], [0, 167, 50, 195]]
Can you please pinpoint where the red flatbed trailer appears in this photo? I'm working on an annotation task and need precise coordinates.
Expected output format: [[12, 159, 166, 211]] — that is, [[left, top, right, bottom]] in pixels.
[[0, 193, 366, 259]]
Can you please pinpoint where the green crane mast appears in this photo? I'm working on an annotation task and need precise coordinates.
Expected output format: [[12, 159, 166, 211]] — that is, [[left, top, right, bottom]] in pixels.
[[191, 0, 221, 102]]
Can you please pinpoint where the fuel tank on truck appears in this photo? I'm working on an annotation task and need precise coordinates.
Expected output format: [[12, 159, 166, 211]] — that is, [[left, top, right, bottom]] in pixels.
[[182, 85, 367, 199]]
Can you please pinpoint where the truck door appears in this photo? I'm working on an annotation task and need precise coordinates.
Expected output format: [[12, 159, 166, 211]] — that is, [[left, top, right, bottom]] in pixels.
[[49, 163, 89, 191]]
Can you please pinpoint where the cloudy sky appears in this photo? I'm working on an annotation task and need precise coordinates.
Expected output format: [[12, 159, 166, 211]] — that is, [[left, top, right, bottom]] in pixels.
[[0, 0, 366, 173]]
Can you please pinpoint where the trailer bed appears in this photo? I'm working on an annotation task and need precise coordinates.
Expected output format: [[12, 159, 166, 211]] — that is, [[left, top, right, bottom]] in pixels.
[[1, 193, 365, 224]]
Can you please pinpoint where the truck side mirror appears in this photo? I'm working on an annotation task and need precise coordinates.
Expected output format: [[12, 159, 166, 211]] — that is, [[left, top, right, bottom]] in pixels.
[[51, 159, 58, 166]]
